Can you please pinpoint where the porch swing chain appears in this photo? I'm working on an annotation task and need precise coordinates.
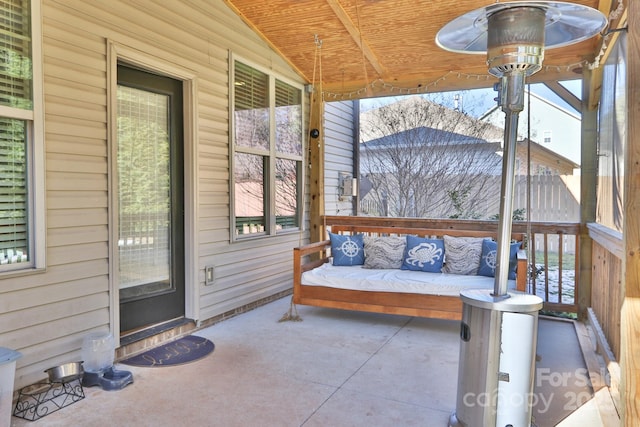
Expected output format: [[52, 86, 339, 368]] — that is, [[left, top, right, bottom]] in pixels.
[[280, 36, 323, 323], [526, 84, 533, 294]]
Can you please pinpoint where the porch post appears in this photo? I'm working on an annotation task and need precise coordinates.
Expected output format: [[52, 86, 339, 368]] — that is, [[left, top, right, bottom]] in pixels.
[[578, 68, 598, 319], [308, 89, 325, 243], [621, 1, 640, 424]]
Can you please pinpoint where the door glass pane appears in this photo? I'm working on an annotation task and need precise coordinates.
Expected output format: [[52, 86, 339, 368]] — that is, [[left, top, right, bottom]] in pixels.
[[117, 85, 171, 299]]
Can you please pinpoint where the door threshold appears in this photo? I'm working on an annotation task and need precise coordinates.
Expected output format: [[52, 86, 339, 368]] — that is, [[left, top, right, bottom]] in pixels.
[[117, 318, 196, 360]]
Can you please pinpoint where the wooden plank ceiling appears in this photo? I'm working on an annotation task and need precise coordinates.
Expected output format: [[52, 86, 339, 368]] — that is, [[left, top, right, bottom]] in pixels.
[[224, 0, 614, 99]]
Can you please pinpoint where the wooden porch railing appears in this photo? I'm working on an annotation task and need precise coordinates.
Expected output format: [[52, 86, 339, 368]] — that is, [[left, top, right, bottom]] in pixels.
[[586, 223, 623, 362], [514, 222, 581, 314]]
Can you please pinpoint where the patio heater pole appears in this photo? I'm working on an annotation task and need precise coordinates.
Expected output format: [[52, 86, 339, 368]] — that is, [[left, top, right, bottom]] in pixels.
[[436, 3, 607, 426], [493, 73, 524, 297]]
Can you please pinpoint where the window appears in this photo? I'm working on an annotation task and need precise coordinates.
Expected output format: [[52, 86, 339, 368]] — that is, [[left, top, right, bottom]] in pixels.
[[232, 59, 303, 239], [543, 130, 552, 144], [0, 0, 44, 272]]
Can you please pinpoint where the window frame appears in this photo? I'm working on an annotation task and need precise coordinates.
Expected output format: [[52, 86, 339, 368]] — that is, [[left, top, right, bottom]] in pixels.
[[0, 0, 45, 275], [229, 55, 304, 242]]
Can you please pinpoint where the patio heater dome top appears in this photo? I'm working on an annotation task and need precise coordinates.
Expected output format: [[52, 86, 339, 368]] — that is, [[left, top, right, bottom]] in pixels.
[[435, 1, 608, 77]]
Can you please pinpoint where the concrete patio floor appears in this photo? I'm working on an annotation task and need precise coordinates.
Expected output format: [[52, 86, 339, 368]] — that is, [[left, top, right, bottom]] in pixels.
[[11, 296, 613, 427]]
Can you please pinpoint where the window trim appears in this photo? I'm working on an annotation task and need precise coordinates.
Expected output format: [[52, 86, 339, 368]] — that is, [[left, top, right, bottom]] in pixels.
[[0, 0, 46, 275], [229, 54, 305, 242]]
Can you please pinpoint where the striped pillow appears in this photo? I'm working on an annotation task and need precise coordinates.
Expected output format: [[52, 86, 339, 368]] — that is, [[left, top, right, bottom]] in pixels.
[[363, 236, 406, 269], [442, 235, 485, 275]]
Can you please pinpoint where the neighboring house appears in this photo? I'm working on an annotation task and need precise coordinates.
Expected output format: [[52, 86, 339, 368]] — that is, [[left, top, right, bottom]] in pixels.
[[361, 96, 503, 144], [358, 99, 578, 219], [361, 127, 504, 175], [359, 127, 502, 218], [512, 138, 579, 176], [361, 96, 578, 175], [481, 89, 583, 165]]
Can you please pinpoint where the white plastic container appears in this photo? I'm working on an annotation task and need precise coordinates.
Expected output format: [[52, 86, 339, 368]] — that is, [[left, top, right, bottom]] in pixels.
[[81, 333, 115, 373], [0, 347, 21, 427]]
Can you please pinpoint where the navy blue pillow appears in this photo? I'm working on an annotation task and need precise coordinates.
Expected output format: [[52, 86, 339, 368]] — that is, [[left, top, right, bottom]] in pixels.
[[478, 239, 520, 279], [401, 236, 445, 272], [329, 232, 365, 266]]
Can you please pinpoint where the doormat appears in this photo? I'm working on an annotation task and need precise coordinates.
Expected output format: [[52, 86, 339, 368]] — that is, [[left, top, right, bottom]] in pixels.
[[121, 335, 214, 367]]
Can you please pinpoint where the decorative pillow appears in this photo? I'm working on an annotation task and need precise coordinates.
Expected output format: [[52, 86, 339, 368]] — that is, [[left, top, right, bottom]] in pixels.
[[441, 235, 485, 275], [329, 232, 365, 266], [363, 236, 406, 269], [478, 239, 521, 279], [401, 236, 445, 273]]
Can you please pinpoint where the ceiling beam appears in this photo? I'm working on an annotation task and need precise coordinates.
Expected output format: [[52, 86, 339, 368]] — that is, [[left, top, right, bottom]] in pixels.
[[319, 66, 585, 99], [544, 81, 582, 113], [325, 0, 386, 77]]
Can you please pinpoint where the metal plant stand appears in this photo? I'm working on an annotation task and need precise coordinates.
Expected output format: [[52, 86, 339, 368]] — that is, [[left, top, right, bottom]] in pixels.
[[13, 378, 85, 421]]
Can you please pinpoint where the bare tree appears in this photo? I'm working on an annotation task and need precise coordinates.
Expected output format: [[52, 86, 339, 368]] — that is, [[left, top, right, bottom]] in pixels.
[[360, 96, 504, 219]]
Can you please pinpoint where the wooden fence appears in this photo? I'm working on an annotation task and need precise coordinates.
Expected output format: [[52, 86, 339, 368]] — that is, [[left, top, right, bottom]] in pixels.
[[361, 174, 581, 224], [513, 174, 581, 223], [361, 174, 580, 256]]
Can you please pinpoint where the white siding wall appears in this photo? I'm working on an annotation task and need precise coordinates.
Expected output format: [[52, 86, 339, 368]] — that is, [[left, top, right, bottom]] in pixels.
[[1, 0, 307, 389], [324, 101, 357, 216]]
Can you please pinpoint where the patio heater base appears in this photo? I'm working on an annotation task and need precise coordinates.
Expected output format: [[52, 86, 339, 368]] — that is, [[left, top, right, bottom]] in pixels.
[[449, 289, 542, 427]]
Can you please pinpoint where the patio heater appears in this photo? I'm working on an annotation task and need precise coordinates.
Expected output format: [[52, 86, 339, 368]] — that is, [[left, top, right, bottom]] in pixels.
[[436, 2, 606, 426]]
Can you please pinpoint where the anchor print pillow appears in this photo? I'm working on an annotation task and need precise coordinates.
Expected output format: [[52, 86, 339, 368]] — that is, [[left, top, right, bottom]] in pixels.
[[477, 239, 521, 280], [329, 232, 365, 266], [401, 235, 445, 273]]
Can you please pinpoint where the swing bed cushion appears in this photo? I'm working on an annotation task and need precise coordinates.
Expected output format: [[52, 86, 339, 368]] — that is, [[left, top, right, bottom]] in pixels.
[[293, 227, 527, 321]]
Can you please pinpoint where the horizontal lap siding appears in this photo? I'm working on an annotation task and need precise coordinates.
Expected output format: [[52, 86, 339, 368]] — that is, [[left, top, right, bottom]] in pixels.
[[324, 101, 356, 215], [1, 0, 306, 389]]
